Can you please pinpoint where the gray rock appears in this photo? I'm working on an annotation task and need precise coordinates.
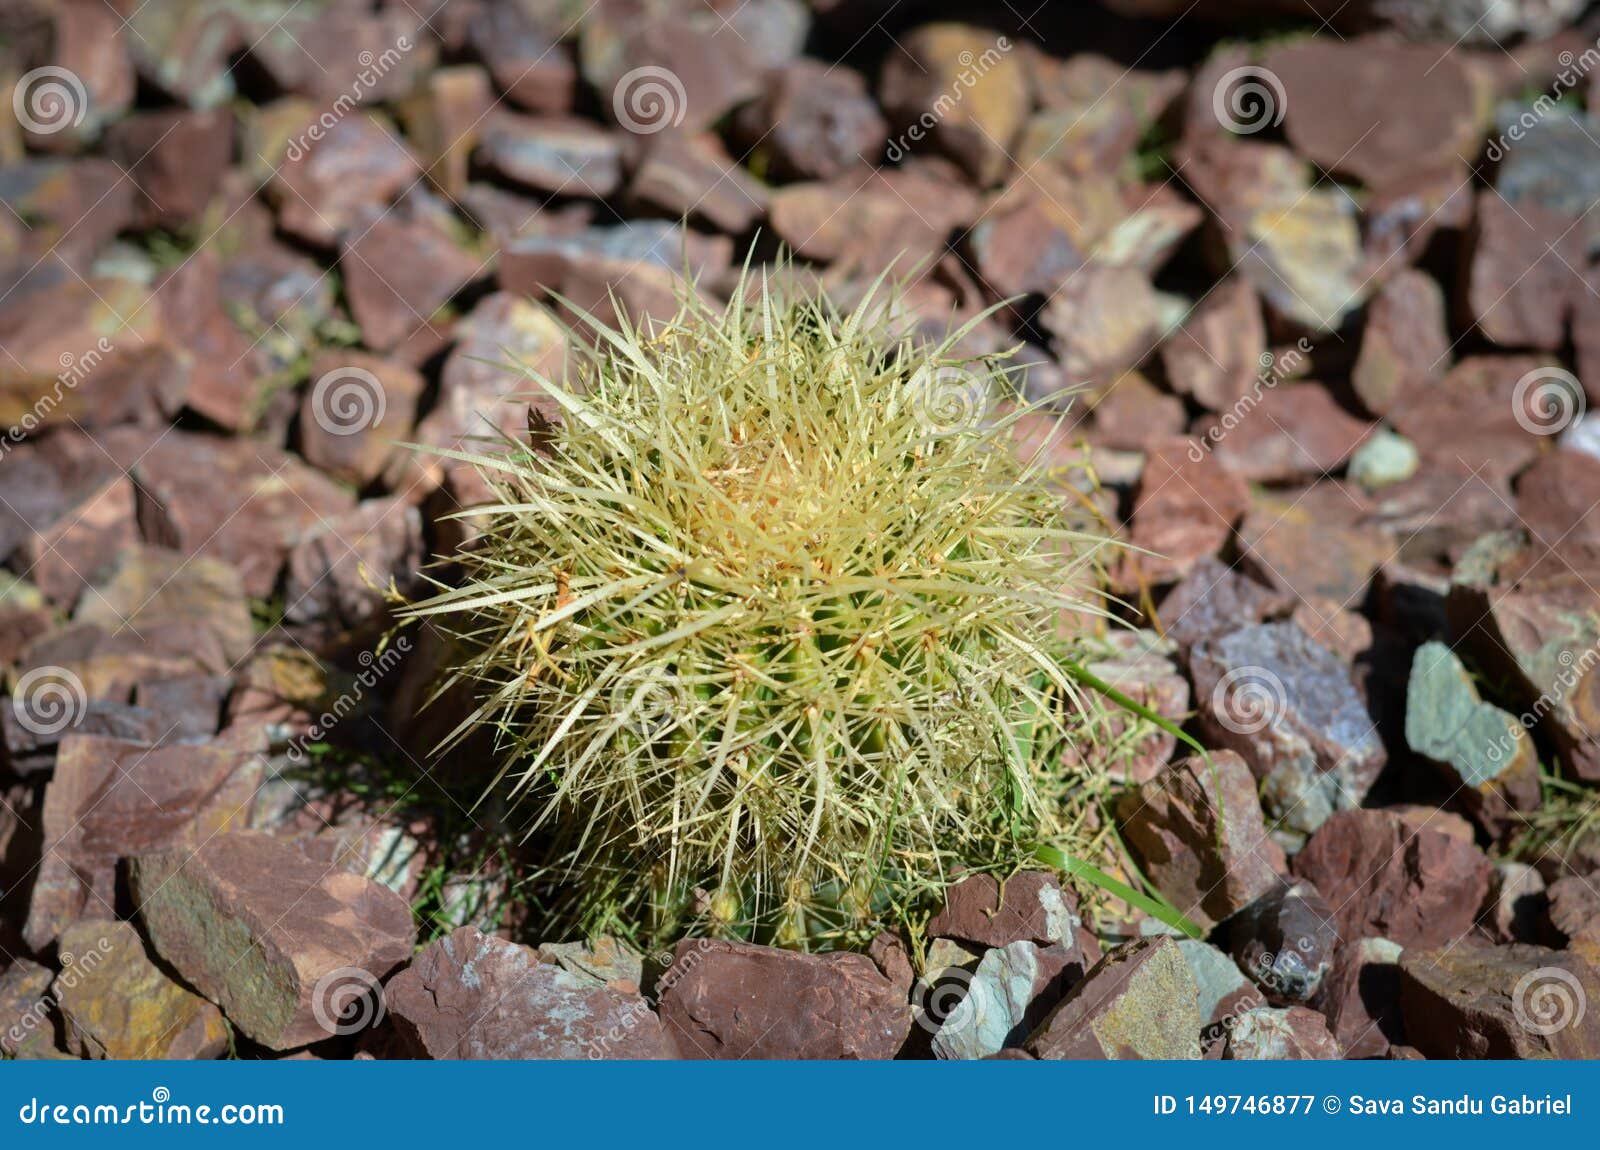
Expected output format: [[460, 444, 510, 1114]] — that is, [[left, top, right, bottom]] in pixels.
[[1348, 429, 1419, 490], [1224, 1005, 1341, 1059], [931, 940, 1081, 1060]]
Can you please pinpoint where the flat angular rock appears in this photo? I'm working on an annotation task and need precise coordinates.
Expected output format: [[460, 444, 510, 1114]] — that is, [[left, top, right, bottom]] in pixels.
[[341, 208, 484, 353], [627, 132, 768, 234], [1157, 557, 1290, 659], [249, 7, 430, 102], [1353, 269, 1450, 416], [927, 871, 1080, 950], [1178, 938, 1258, 1049], [54, 920, 227, 1060], [1118, 751, 1286, 931], [465, 2, 577, 113], [478, 113, 625, 198], [1316, 936, 1405, 1059], [1544, 875, 1600, 947], [657, 939, 909, 1059], [737, 58, 886, 180], [931, 940, 1083, 1060], [1224, 1005, 1341, 1060], [1390, 355, 1555, 486], [399, 65, 497, 199], [1227, 880, 1339, 1003], [1160, 277, 1267, 413], [1039, 264, 1168, 391], [1062, 631, 1190, 786], [1399, 943, 1600, 1059], [283, 497, 425, 635], [25, 735, 257, 950], [124, 0, 241, 108], [298, 351, 426, 488], [0, 960, 58, 1058], [105, 108, 234, 229], [1294, 808, 1493, 950], [1239, 484, 1396, 605], [259, 103, 419, 249], [1405, 641, 1541, 835], [1466, 192, 1583, 350], [1199, 382, 1373, 483], [73, 544, 254, 669], [133, 432, 356, 599], [1494, 106, 1600, 256], [132, 831, 415, 1051], [1126, 438, 1250, 585], [1192, 621, 1386, 833], [1023, 935, 1201, 1060], [388, 927, 673, 1059]]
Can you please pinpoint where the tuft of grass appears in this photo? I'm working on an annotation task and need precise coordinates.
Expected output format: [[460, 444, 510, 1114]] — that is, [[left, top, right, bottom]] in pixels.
[[404, 270, 1135, 947]]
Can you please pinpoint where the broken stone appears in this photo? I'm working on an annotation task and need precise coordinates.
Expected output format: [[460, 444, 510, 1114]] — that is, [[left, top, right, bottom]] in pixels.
[[1178, 938, 1258, 1048], [105, 108, 234, 229], [132, 831, 415, 1051], [388, 926, 673, 1059], [1224, 1005, 1340, 1060], [931, 940, 1082, 1060], [1125, 438, 1251, 585], [1199, 382, 1374, 484], [1157, 557, 1290, 660], [1466, 191, 1583, 351], [1160, 277, 1267, 413], [1486, 862, 1547, 945], [1192, 621, 1386, 833], [478, 113, 625, 198], [1238, 484, 1396, 605], [1316, 936, 1405, 1059], [73, 544, 254, 669], [1405, 641, 1541, 835], [298, 352, 426, 489], [926, 871, 1079, 950], [259, 103, 419, 249], [283, 497, 425, 635], [656, 938, 909, 1059], [1023, 935, 1201, 1060], [627, 132, 768, 234], [341, 206, 484, 353], [736, 58, 886, 180], [465, 2, 577, 113], [1040, 264, 1170, 392], [1118, 751, 1287, 931], [1227, 879, 1339, 1003], [54, 919, 227, 1060], [1353, 269, 1450, 417], [1294, 808, 1494, 950], [1399, 942, 1600, 1059]]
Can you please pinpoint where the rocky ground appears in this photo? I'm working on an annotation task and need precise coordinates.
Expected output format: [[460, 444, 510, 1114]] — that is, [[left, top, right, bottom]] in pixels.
[[2, 0, 1600, 1061]]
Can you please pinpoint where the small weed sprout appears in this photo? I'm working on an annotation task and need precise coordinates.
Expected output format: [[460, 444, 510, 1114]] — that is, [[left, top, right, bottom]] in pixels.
[[406, 272, 1126, 946]]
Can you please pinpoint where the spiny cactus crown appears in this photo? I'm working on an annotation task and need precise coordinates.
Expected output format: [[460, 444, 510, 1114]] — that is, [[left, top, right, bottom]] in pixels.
[[408, 272, 1115, 945]]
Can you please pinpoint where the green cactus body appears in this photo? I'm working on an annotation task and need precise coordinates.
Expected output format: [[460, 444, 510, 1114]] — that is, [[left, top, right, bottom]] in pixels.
[[406, 274, 1117, 947]]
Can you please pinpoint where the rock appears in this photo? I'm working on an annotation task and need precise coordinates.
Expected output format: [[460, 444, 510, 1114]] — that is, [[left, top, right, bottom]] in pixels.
[[261, 104, 419, 248], [298, 352, 426, 488], [1405, 641, 1541, 835], [248, 7, 430, 103], [1294, 808, 1494, 950], [1199, 382, 1373, 483], [627, 131, 768, 234], [1353, 270, 1450, 416], [1227, 880, 1339, 1003], [1177, 938, 1259, 1047], [131, 831, 415, 1051], [930, 939, 1084, 1060], [1390, 355, 1556, 486], [0, 960, 58, 1058], [1399, 943, 1600, 1059], [153, 249, 273, 432], [1289, 597, 1374, 664], [1224, 1005, 1341, 1060], [283, 498, 425, 635], [1348, 429, 1420, 490], [105, 108, 234, 229], [1063, 631, 1190, 786], [21, 0, 135, 146], [1545, 875, 1600, 947], [73, 544, 254, 668], [877, 24, 1027, 185], [1019, 51, 1183, 175], [1160, 278, 1267, 413], [1239, 484, 1396, 605], [1192, 621, 1386, 833], [537, 937, 646, 991], [134, 675, 227, 743], [657, 938, 909, 1059], [767, 166, 975, 274], [398, 65, 497, 199], [340, 206, 484, 352], [387, 927, 673, 1059], [737, 59, 886, 180], [927, 871, 1081, 950], [54, 920, 227, 1060], [1126, 438, 1251, 585], [1364, 163, 1475, 270], [1023, 935, 1201, 1060], [1316, 937, 1405, 1060], [465, 2, 577, 113], [133, 432, 356, 599], [1087, 373, 1186, 452], [1486, 862, 1547, 944], [1493, 106, 1600, 256], [1466, 191, 1583, 350], [1039, 264, 1170, 391], [1119, 752, 1286, 931], [478, 113, 625, 198], [1266, 37, 1489, 192], [25, 735, 258, 950], [1157, 557, 1289, 659]]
